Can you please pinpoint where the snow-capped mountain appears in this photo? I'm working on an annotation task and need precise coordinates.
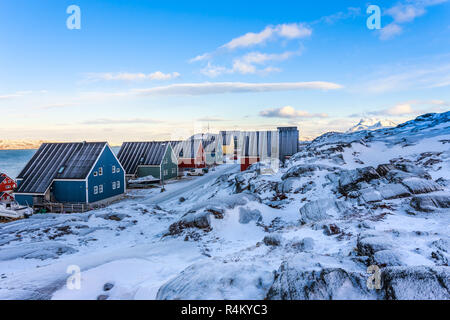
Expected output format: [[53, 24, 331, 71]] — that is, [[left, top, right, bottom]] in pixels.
[[0, 112, 449, 300], [347, 118, 397, 133]]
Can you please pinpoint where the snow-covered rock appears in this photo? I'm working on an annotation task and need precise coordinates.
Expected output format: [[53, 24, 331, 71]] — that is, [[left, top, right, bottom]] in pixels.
[[382, 266, 450, 300], [156, 259, 274, 300], [238, 207, 262, 224]]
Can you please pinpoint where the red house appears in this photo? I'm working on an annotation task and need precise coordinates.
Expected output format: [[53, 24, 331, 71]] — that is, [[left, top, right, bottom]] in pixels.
[[0, 173, 16, 193], [172, 139, 206, 169], [0, 192, 14, 202], [0, 173, 16, 203]]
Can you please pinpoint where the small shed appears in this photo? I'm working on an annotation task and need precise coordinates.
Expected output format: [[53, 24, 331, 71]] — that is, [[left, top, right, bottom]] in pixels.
[[117, 141, 178, 182], [14, 142, 125, 209]]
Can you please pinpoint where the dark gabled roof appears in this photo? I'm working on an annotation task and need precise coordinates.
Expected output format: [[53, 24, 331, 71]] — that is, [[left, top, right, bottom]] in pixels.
[[117, 142, 169, 175], [0, 175, 5, 184], [16, 142, 106, 194]]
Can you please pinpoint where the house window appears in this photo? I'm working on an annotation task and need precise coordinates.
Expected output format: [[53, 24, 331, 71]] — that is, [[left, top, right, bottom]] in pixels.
[[164, 169, 168, 176], [6, 185, 10, 189], [117, 180, 120, 189], [94, 186, 98, 194], [112, 181, 116, 189], [99, 184, 103, 193], [172, 168, 176, 174], [112, 165, 116, 173], [99, 167, 103, 176], [58, 166, 65, 174], [94, 171, 98, 177], [116, 167, 120, 173]]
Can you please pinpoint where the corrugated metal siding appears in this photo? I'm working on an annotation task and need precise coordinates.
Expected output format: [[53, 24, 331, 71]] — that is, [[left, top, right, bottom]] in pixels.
[[117, 142, 169, 175], [277, 127, 299, 161], [16, 142, 106, 194]]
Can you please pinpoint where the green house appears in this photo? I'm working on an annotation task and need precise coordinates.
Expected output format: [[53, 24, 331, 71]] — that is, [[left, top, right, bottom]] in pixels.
[[117, 142, 178, 182]]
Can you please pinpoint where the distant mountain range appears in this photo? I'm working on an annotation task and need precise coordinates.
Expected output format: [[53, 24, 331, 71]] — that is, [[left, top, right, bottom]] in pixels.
[[0, 140, 48, 150], [346, 118, 397, 133]]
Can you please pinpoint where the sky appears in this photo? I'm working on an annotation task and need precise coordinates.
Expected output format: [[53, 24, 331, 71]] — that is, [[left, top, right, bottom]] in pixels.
[[0, 0, 449, 145]]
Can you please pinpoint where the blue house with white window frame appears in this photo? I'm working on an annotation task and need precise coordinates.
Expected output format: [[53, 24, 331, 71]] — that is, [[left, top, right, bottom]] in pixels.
[[14, 142, 126, 211]]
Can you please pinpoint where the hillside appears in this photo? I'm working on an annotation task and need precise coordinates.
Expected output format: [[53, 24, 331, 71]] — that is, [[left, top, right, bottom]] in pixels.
[[0, 112, 449, 300]]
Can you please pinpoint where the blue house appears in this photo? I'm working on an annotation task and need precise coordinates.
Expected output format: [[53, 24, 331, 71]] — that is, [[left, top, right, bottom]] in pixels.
[[14, 142, 125, 211]]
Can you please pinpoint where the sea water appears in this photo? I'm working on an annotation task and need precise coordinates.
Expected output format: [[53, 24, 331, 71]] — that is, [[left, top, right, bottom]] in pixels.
[[0, 149, 37, 178]]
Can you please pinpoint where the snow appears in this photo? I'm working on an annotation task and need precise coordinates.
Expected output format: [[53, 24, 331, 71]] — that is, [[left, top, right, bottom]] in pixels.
[[347, 118, 397, 133], [0, 112, 449, 300]]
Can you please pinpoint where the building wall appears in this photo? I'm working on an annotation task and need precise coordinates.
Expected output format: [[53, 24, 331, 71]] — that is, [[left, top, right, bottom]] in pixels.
[[241, 157, 259, 171], [52, 180, 86, 203], [161, 144, 178, 180], [87, 146, 125, 203], [14, 194, 34, 206], [137, 166, 160, 179]]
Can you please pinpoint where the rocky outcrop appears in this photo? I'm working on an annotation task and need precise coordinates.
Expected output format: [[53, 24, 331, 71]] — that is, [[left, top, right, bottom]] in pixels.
[[266, 263, 376, 300], [382, 266, 450, 300], [410, 194, 450, 212], [167, 210, 212, 235], [299, 199, 350, 224], [266, 260, 450, 300]]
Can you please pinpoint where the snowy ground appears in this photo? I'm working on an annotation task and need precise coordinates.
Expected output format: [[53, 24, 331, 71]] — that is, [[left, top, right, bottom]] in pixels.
[[0, 112, 449, 300]]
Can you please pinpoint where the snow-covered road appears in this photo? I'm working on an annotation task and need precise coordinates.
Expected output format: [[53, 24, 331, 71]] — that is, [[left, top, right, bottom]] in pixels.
[[145, 163, 239, 205]]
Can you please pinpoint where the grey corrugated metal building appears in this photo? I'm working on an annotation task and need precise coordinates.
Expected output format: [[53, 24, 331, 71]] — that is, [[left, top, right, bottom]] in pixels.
[[277, 127, 299, 161]]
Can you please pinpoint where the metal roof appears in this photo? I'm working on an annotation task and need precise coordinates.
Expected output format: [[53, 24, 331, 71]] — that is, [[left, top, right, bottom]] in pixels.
[[170, 139, 201, 159], [16, 142, 106, 194], [117, 142, 169, 175]]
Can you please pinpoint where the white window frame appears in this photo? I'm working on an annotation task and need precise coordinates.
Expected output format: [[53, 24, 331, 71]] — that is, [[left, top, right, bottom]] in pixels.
[[112, 181, 116, 189], [112, 165, 116, 173], [93, 171, 98, 177], [94, 186, 98, 194], [99, 184, 103, 193], [116, 167, 120, 173], [117, 180, 120, 189], [99, 167, 103, 176]]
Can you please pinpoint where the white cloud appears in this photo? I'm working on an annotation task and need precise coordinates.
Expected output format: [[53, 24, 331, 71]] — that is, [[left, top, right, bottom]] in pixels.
[[85, 71, 180, 82], [0, 94, 21, 100], [260, 105, 329, 118], [380, 0, 448, 40], [81, 118, 163, 125], [134, 81, 342, 96], [362, 62, 450, 93], [364, 99, 448, 117], [386, 4, 426, 23], [379, 23, 403, 40], [200, 50, 297, 77], [316, 7, 362, 24], [189, 52, 212, 63], [385, 103, 415, 115], [221, 23, 312, 50]]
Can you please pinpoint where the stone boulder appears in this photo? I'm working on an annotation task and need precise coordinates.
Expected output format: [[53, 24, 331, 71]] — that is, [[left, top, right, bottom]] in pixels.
[[410, 194, 450, 212], [238, 207, 262, 224]]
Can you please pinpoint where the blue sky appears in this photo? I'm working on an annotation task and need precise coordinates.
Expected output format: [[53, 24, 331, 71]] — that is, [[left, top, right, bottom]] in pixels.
[[0, 0, 449, 144]]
